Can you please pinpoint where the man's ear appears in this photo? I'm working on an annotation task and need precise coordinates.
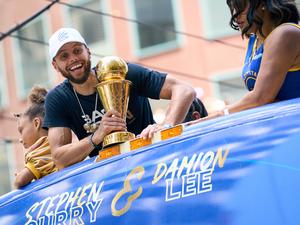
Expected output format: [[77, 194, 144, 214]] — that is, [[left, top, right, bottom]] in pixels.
[[52, 60, 58, 71], [33, 117, 42, 130], [192, 111, 201, 120], [87, 47, 91, 58]]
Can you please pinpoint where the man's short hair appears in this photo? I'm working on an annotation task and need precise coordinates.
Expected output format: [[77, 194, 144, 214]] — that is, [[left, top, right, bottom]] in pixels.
[[184, 98, 208, 122]]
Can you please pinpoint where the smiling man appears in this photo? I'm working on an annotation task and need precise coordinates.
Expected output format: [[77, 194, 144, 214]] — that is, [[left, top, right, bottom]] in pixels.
[[43, 28, 195, 169]]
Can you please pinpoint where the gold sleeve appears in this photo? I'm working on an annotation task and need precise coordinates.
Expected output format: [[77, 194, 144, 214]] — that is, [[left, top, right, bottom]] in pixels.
[[25, 157, 57, 179], [25, 136, 58, 179]]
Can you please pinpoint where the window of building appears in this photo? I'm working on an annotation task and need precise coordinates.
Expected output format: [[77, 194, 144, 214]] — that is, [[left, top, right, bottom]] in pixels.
[[66, 0, 114, 65], [199, 0, 239, 40], [129, 0, 181, 57], [13, 16, 52, 99], [0, 141, 14, 195], [212, 71, 247, 104], [0, 45, 8, 109]]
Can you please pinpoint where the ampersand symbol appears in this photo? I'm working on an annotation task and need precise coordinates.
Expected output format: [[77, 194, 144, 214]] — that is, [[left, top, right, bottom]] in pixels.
[[111, 166, 145, 216]]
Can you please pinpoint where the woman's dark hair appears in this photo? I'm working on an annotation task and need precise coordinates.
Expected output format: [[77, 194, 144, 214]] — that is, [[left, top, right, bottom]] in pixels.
[[227, 0, 300, 38], [23, 86, 47, 121]]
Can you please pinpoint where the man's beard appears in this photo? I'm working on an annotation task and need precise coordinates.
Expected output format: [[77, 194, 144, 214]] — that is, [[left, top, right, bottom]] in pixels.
[[59, 59, 91, 84]]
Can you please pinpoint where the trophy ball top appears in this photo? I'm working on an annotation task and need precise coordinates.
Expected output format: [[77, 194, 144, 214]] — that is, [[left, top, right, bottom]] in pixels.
[[96, 56, 128, 81]]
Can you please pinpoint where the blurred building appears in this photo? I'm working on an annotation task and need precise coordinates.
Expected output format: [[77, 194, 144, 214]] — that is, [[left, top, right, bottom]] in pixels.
[[0, 0, 299, 195]]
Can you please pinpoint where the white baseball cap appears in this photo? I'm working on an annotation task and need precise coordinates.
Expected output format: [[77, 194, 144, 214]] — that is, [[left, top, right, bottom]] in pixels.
[[48, 27, 86, 59]]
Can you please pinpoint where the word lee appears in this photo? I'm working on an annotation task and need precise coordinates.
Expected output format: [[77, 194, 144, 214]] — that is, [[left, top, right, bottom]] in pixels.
[[152, 147, 229, 201]]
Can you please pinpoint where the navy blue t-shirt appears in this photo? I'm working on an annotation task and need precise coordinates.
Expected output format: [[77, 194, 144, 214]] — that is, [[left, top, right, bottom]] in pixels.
[[44, 63, 167, 157]]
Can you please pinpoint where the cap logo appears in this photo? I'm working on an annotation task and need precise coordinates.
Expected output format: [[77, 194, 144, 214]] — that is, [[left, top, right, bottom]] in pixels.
[[49, 28, 86, 59], [57, 31, 70, 42]]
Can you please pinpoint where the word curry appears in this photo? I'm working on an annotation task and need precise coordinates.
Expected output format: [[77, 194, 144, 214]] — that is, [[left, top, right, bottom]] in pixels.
[[25, 182, 104, 225]]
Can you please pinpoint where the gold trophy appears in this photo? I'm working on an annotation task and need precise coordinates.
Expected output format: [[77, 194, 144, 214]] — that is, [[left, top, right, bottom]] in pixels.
[[96, 56, 135, 148]]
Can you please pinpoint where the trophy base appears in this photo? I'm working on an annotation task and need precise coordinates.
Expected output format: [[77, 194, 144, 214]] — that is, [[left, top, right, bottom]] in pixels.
[[103, 131, 135, 148]]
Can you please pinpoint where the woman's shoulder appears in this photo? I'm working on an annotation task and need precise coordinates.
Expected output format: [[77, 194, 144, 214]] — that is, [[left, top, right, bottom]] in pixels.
[[264, 23, 300, 70], [278, 23, 300, 30], [268, 23, 300, 40], [265, 23, 300, 49]]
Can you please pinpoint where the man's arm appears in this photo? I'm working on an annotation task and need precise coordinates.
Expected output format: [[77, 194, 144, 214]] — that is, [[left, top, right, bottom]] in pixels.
[[48, 127, 93, 169], [49, 110, 126, 169], [159, 75, 196, 124], [140, 75, 195, 139]]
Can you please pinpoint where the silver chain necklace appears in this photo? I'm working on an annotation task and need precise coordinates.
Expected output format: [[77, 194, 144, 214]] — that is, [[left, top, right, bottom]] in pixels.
[[73, 87, 98, 133]]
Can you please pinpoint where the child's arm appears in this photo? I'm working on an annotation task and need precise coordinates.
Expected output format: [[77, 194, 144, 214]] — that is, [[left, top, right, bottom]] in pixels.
[[14, 167, 35, 188]]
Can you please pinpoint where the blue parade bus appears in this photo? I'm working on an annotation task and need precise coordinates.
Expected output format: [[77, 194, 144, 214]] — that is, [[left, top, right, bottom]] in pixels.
[[0, 98, 300, 225]]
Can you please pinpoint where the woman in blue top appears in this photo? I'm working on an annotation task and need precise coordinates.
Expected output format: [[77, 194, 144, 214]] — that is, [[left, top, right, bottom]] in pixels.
[[192, 0, 300, 124], [229, 0, 300, 102]]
